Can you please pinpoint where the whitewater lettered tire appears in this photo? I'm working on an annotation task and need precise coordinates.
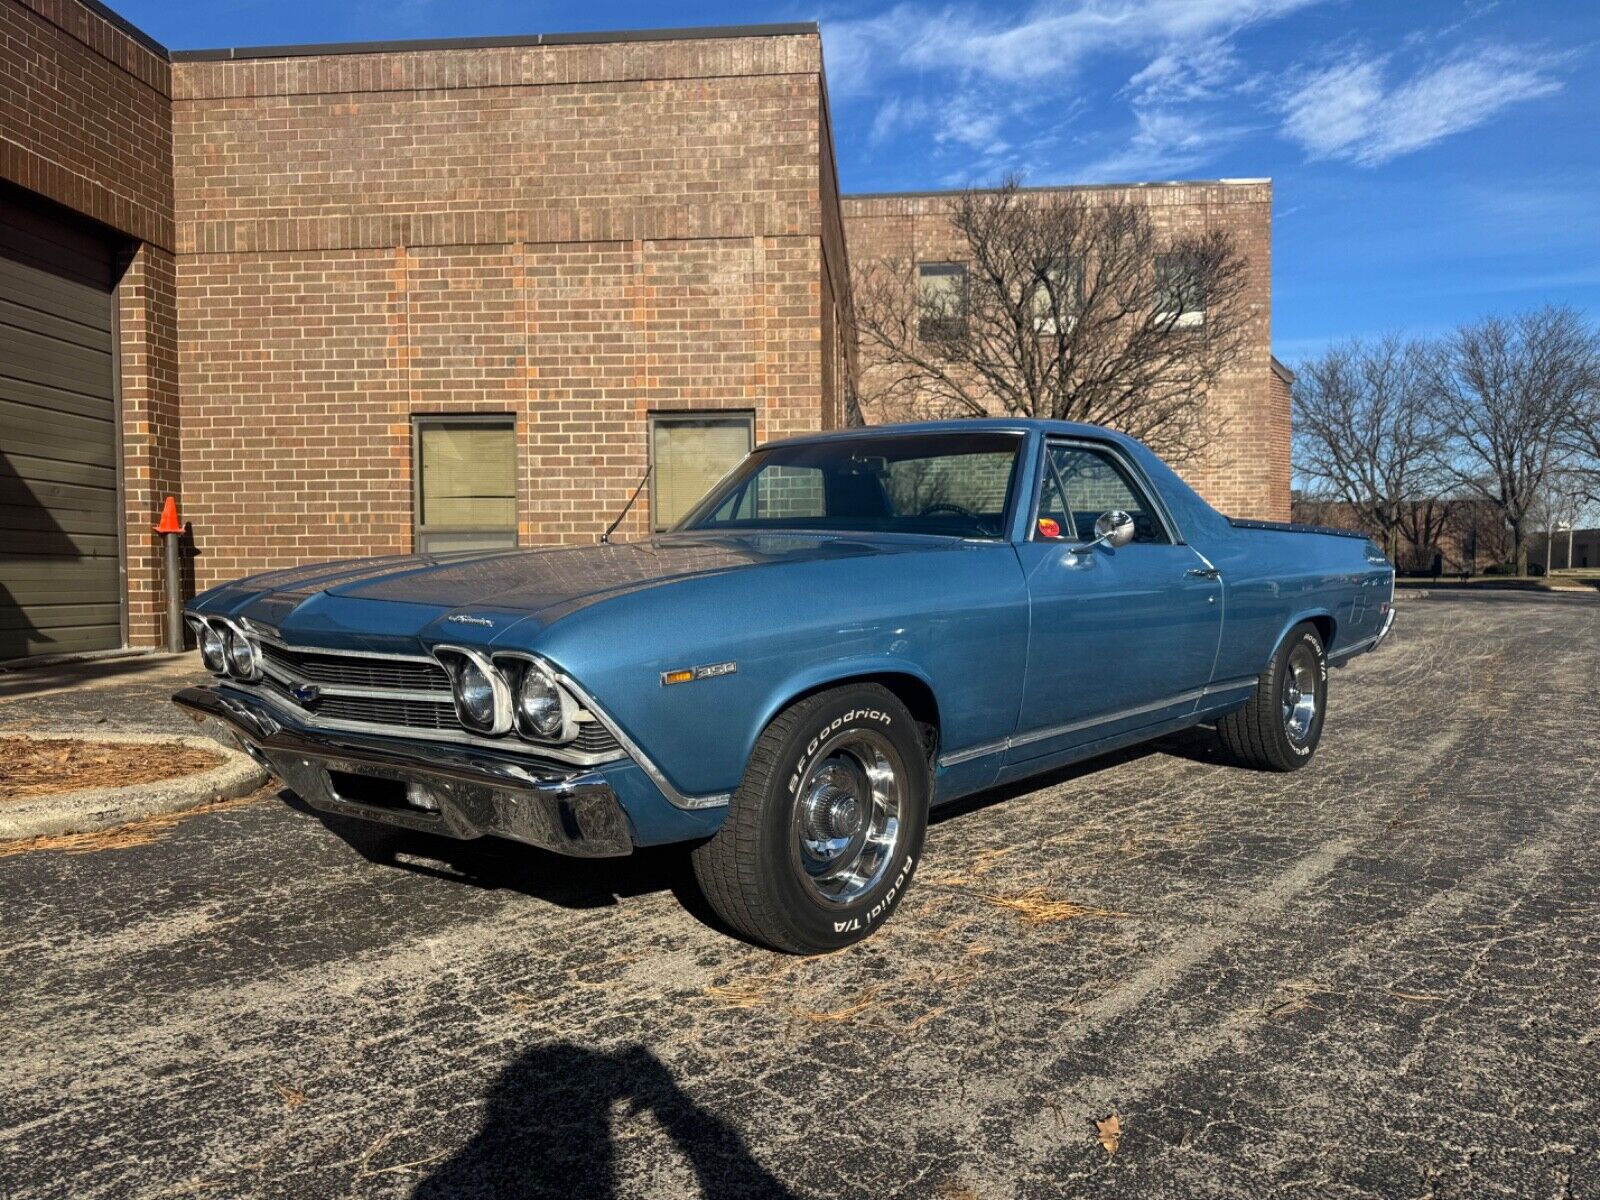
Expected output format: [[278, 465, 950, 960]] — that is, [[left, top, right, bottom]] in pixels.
[[1217, 622, 1328, 771], [691, 683, 929, 954]]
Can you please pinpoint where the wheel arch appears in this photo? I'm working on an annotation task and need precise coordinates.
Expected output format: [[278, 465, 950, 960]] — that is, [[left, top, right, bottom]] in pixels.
[[1269, 609, 1336, 667], [749, 663, 943, 770]]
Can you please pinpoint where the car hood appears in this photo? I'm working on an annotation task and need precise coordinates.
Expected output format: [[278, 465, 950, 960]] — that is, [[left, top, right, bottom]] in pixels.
[[198, 531, 954, 643]]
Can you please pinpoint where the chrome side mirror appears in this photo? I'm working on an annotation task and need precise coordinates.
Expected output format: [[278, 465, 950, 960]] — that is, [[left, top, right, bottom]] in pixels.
[[1074, 510, 1135, 553]]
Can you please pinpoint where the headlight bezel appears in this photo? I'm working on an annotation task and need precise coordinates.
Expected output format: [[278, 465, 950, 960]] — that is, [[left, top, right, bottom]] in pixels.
[[191, 617, 226, 673], [500, 654, 580, 744], [225, 626, 259, 679], [434, 646, 514, 736]]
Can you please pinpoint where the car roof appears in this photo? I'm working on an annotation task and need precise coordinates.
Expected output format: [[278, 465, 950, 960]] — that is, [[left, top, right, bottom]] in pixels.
[[759, 417, 1127, 450]]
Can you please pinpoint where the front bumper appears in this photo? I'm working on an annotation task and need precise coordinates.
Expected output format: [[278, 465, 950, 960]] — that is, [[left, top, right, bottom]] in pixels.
[[174, 686, 635, 857]]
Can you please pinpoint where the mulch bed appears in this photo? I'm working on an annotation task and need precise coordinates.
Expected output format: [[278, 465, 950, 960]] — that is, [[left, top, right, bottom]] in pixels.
[[0, 736, 224, 802]]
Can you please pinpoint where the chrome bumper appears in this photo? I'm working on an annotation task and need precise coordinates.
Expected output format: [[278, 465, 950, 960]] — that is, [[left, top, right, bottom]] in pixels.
[[174, 686, 634, 857], [1329, 605, 1396, 666], [1375, 604, 1396, 648]]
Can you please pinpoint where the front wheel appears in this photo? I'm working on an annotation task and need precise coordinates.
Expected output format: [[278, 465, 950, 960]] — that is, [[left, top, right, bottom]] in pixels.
[[691, 683, 929, 953], [1217, 622, 1328, 771]]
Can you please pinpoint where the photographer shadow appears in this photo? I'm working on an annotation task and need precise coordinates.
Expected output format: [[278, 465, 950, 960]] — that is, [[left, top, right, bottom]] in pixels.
[[412, 1042, 793, 1200]]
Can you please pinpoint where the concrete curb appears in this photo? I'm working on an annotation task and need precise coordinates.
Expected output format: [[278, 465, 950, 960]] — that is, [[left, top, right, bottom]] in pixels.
[[0, 731, 269, 840]]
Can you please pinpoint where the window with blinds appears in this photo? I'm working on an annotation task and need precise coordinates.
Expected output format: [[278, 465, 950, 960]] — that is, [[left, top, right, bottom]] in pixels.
[[650, 413, 754, 531], [413, 416, 518, 553]]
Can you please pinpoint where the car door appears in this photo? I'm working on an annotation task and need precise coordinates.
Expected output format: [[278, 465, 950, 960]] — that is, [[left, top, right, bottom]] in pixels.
[[1006, 438, 1223, 764]]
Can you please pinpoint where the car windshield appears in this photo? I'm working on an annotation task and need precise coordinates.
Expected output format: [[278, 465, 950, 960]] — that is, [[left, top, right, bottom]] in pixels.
[[675, 431, 1024, 540]]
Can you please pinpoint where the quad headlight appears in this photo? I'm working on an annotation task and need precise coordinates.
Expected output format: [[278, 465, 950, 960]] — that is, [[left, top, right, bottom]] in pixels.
[[515, 659, 566, 740], [437, 648, 512, 736], [195, 620, 226, 673], [225, 627, 259, 679]]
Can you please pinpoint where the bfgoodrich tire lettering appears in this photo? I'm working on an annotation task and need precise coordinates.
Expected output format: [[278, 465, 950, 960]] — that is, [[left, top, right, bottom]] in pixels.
[[691, 683, 930, 954], [1217, 623, 1328, 772]]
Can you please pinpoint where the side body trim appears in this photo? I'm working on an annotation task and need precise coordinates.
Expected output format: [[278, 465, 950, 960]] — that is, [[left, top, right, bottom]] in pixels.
[[936, 675, 1257, 769]]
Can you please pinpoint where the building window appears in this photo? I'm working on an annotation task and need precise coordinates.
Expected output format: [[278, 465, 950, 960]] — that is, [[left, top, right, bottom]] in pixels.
[[650, 412, 755, 532], [1156, 253, 1206, 328], [917, 263, 968, 340], [1031, 258, 1078, 335], [413, 416, 518, 554]]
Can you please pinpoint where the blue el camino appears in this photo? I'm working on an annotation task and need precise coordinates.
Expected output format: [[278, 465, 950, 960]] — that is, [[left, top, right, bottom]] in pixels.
[[177, 420, 1395, 952]]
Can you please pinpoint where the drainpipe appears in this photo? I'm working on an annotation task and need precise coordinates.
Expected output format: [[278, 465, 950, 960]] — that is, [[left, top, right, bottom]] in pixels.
[[155, 496, 184, 653]]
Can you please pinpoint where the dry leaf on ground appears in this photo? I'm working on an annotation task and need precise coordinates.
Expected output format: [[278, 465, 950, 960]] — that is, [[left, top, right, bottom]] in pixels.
[[1095, 1113, 1122, 1156]]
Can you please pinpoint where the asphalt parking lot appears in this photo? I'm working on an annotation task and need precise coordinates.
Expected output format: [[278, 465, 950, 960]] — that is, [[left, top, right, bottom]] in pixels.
[[1, 590, 1597, 1199]]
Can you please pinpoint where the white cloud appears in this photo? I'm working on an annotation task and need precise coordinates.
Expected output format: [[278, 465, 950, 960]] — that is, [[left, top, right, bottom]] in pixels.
[[1125, 36, 1241, 105], [1080, 107, 1251, 180], [1281, 47, 1564, 166], [824, 0, 1324, 94]]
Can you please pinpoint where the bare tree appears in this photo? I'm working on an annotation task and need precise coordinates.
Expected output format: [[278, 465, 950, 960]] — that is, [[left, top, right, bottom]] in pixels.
[[1425, 307, 1596, 572], [1290, 336, 1449, 560], [1561, 380, 1600, 506], [849, 179, 1250, 464]]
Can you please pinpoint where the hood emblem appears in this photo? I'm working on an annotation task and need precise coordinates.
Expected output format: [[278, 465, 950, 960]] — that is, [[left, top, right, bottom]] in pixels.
[[291, 684, 321, 705], [446, 614, 495, 628]]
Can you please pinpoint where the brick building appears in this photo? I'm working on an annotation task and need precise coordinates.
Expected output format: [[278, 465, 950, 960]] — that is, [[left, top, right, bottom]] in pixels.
[[0, 0, 1282, 662], [841, 183, 1288, 520]]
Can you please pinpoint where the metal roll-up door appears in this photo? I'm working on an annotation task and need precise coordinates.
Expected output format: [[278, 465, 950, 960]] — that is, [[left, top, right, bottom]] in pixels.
[[0, 189, 121, 660]]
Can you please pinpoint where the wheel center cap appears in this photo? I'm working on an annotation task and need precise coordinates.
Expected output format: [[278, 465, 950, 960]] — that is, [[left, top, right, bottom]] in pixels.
[[828, 794, 862, 837]]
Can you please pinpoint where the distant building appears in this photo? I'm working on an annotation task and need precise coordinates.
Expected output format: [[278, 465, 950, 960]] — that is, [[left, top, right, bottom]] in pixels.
[[1529, 529, 1600, 572], [843, 185, 1287, 522]]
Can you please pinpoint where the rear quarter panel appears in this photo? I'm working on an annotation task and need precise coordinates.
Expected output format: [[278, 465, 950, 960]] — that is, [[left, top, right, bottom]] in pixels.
[[516, 542, 1030, 800]]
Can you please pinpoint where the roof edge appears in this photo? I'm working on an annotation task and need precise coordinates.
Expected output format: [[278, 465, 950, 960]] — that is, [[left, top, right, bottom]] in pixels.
[[171, 22, 820, 62], [843, 178, 1271, 202]]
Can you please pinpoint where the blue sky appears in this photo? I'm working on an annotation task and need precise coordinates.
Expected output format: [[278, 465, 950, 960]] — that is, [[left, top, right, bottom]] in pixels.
[[121, 0, 1598, 366]]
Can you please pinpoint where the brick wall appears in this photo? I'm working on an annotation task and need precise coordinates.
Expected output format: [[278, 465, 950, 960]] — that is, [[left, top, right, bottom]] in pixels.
[[0, 0, 178, 648], [170, 32, 838, 586], [841, 182, 1286, 520]]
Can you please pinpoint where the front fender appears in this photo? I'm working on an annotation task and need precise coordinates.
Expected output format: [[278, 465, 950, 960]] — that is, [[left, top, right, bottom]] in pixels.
[[526, 543, 1030, 802]]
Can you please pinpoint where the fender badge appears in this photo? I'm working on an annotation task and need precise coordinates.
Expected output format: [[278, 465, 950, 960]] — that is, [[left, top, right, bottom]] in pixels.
[[662, 661, 738, 686], [445, 614, 495, 628]]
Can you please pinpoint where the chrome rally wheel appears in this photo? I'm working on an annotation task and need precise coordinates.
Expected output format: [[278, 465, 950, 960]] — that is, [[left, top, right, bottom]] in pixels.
[[692, 683, 929, 954], [791, 730, 904, 906], [1281, 640, 1321, 745], [1217, 622, 1328, 772]]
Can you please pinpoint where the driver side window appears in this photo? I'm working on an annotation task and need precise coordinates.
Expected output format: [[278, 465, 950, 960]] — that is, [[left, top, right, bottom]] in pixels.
[[1038, 444, 1170, 544]]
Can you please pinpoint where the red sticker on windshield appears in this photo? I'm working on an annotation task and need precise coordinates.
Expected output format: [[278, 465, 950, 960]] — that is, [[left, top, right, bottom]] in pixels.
[[1037, 518, 1062, 539]]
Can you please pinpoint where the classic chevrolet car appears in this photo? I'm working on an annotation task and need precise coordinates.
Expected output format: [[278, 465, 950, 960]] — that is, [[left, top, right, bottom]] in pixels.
[[177, 420, 1395, 952]]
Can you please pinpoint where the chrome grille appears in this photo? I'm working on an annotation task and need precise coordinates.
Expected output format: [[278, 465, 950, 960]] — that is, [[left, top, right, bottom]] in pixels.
[[261, 642, 448, 691], [253, 640, 623, 762]]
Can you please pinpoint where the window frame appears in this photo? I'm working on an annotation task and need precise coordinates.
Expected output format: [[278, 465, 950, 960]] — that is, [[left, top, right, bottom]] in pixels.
[[1026, 438, 1182, 546], [1155, 252, 1207, 329], [1031, 257, 1081, 336], [411, 413, 520, 554], [648, 410, 756, 533], [916, 261, 970, 341]]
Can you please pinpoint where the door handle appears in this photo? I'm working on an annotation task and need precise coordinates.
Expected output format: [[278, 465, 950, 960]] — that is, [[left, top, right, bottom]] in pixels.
[[1186, 566, 1221, 579]]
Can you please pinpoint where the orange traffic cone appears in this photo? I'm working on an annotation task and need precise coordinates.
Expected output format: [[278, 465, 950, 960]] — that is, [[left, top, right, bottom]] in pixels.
[[155, 495, 182, 535]]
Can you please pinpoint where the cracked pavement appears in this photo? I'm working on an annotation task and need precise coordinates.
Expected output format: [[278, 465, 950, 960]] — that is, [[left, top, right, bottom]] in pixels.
[[1, 591, 1597, 1199]]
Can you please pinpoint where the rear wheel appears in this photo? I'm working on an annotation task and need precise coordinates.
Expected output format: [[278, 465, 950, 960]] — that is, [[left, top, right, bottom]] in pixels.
[[691, 684, 929, 953], [1217, 623, 1328, 771]]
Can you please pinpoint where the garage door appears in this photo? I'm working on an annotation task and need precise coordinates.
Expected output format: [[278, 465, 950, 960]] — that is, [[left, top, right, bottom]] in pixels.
[[0, 189, 121, 660]]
